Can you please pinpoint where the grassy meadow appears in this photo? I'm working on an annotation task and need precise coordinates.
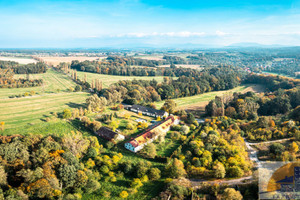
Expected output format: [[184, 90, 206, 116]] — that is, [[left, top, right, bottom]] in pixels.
[[0, 68, 76, 98], [76, 71, 166, 88], [0, 68, 169, 130], [0, 92, 89, 129], [154, 84, 265, 110]]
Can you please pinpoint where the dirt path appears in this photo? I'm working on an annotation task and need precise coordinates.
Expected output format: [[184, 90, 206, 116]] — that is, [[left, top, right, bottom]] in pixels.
[[191, 176, 253, 188], [190, 137, 294, 188]]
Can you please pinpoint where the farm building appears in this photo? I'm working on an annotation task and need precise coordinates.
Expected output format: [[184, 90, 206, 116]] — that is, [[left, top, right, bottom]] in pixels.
[[124, 104, 168, 118], [95, 127, 125, 141], [125, 115, 180, 152]]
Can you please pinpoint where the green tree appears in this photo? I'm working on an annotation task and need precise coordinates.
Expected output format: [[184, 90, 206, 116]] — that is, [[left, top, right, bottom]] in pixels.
[[119, 191, 128, 198], [74, 85, 82, 92], [63, 109, 72, 119], [166, 158, 187, 178], [161, 99, 177, 114], [141, 143, 157, 158], [85, 179, 101, 194], [130, 178, 143, 188], [228, 166, 244, 178], [0, 166, 7, 186], [213, 162, 226, 179], [222, 188, 243, 200], [185, 113, 195, 124], [148, 168, 161, 180], [269, 143, 285, 156]]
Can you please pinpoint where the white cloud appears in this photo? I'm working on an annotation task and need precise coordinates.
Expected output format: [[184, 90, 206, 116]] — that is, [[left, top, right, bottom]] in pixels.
[[115, 31, 206, 38], [215, 30, 228, 36]]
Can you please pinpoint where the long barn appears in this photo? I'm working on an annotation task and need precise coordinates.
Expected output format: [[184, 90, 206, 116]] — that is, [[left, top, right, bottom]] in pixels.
[[124, 115, 180, 152]]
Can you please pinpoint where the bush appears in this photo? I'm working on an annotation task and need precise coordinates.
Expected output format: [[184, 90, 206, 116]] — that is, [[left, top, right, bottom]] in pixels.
[[228, 166, 244, 178], [180, 125, 190, 134], [119, 191, 128, 198], [63, 109, 72, 119], [148, 168, 161, 180], [85, 179, 101, 194], [74, 85, 82, 92]]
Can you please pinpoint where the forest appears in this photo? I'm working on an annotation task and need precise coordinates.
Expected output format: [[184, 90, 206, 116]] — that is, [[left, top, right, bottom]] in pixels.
[[205, 73, 300, 141], [0, 61, 47, 74], [98, 66, 244, 106]]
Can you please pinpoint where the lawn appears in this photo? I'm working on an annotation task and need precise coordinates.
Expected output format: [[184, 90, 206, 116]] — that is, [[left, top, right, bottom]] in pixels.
[[76, 71, 166, 88], [1, 120, 91, 136], [0, 92, 89, 129], [156, 137, 182, 157], [0, 68, 77, 98]]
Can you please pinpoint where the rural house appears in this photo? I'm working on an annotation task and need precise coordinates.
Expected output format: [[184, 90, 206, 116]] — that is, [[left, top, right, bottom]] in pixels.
[[125, 115, 180, 152], [95, 127, 125, 141], [124, 104, 168, 118]]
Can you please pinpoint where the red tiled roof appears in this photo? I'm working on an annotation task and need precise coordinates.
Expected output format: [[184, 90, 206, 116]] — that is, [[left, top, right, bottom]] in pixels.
[[127, 116, 179, 147]]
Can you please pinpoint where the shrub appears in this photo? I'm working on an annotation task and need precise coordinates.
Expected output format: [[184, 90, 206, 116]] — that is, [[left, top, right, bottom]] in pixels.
[[74, 85, 82, 92], [119, 191, 128, 198]]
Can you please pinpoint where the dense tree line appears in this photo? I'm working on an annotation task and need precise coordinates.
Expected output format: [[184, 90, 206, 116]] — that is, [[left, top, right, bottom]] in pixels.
[[207, 87, 300, 119], [69, 56, 204, 77], [0, 61, 47, 74], [0, 69, 43, 88], [97, 66, 244, 106], [244, 73, 300, 91], [174, 117, 252, 179], [205, 73, 300, 141], [0, 133, 165, 199]]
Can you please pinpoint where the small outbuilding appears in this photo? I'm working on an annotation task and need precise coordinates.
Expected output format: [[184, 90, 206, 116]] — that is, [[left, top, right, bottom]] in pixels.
[[124, 104, 168, 118], [95, 127, 125, 141]]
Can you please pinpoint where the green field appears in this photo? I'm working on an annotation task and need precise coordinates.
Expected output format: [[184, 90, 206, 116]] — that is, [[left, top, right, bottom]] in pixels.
[[0, 69, 172, 130], [0, 92, 89, 129], [0, 68, 90, 129], [1, 120, 91, 136], [154, 84, 258, 109], [76, 71, 166, 88], [0, 68, 76, 98], [262, 71, 295, 79]]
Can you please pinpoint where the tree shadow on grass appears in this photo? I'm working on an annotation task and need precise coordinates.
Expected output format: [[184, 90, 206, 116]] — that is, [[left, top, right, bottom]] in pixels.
[[66, 102, 85, 108], [112, 179, 130, 187]]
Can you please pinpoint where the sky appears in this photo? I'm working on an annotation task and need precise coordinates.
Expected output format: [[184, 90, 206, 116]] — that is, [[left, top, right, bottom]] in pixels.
[[0, 0, 300, 48]]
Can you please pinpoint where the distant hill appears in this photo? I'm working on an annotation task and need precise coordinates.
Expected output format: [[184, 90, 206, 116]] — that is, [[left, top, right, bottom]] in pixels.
[[226, 42, 286, 48]]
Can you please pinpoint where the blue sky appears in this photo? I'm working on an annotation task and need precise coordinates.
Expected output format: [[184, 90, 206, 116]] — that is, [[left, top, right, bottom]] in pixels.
[[0, 0, 300, 48]]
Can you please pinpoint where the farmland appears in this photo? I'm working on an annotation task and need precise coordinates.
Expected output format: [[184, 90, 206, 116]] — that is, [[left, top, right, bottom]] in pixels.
[[0, 68, 77, 98], [0, 68, 170, 130], [38, 56, 105, 66], [0, 92, 89, 129], [76, 71, 166, 88]]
